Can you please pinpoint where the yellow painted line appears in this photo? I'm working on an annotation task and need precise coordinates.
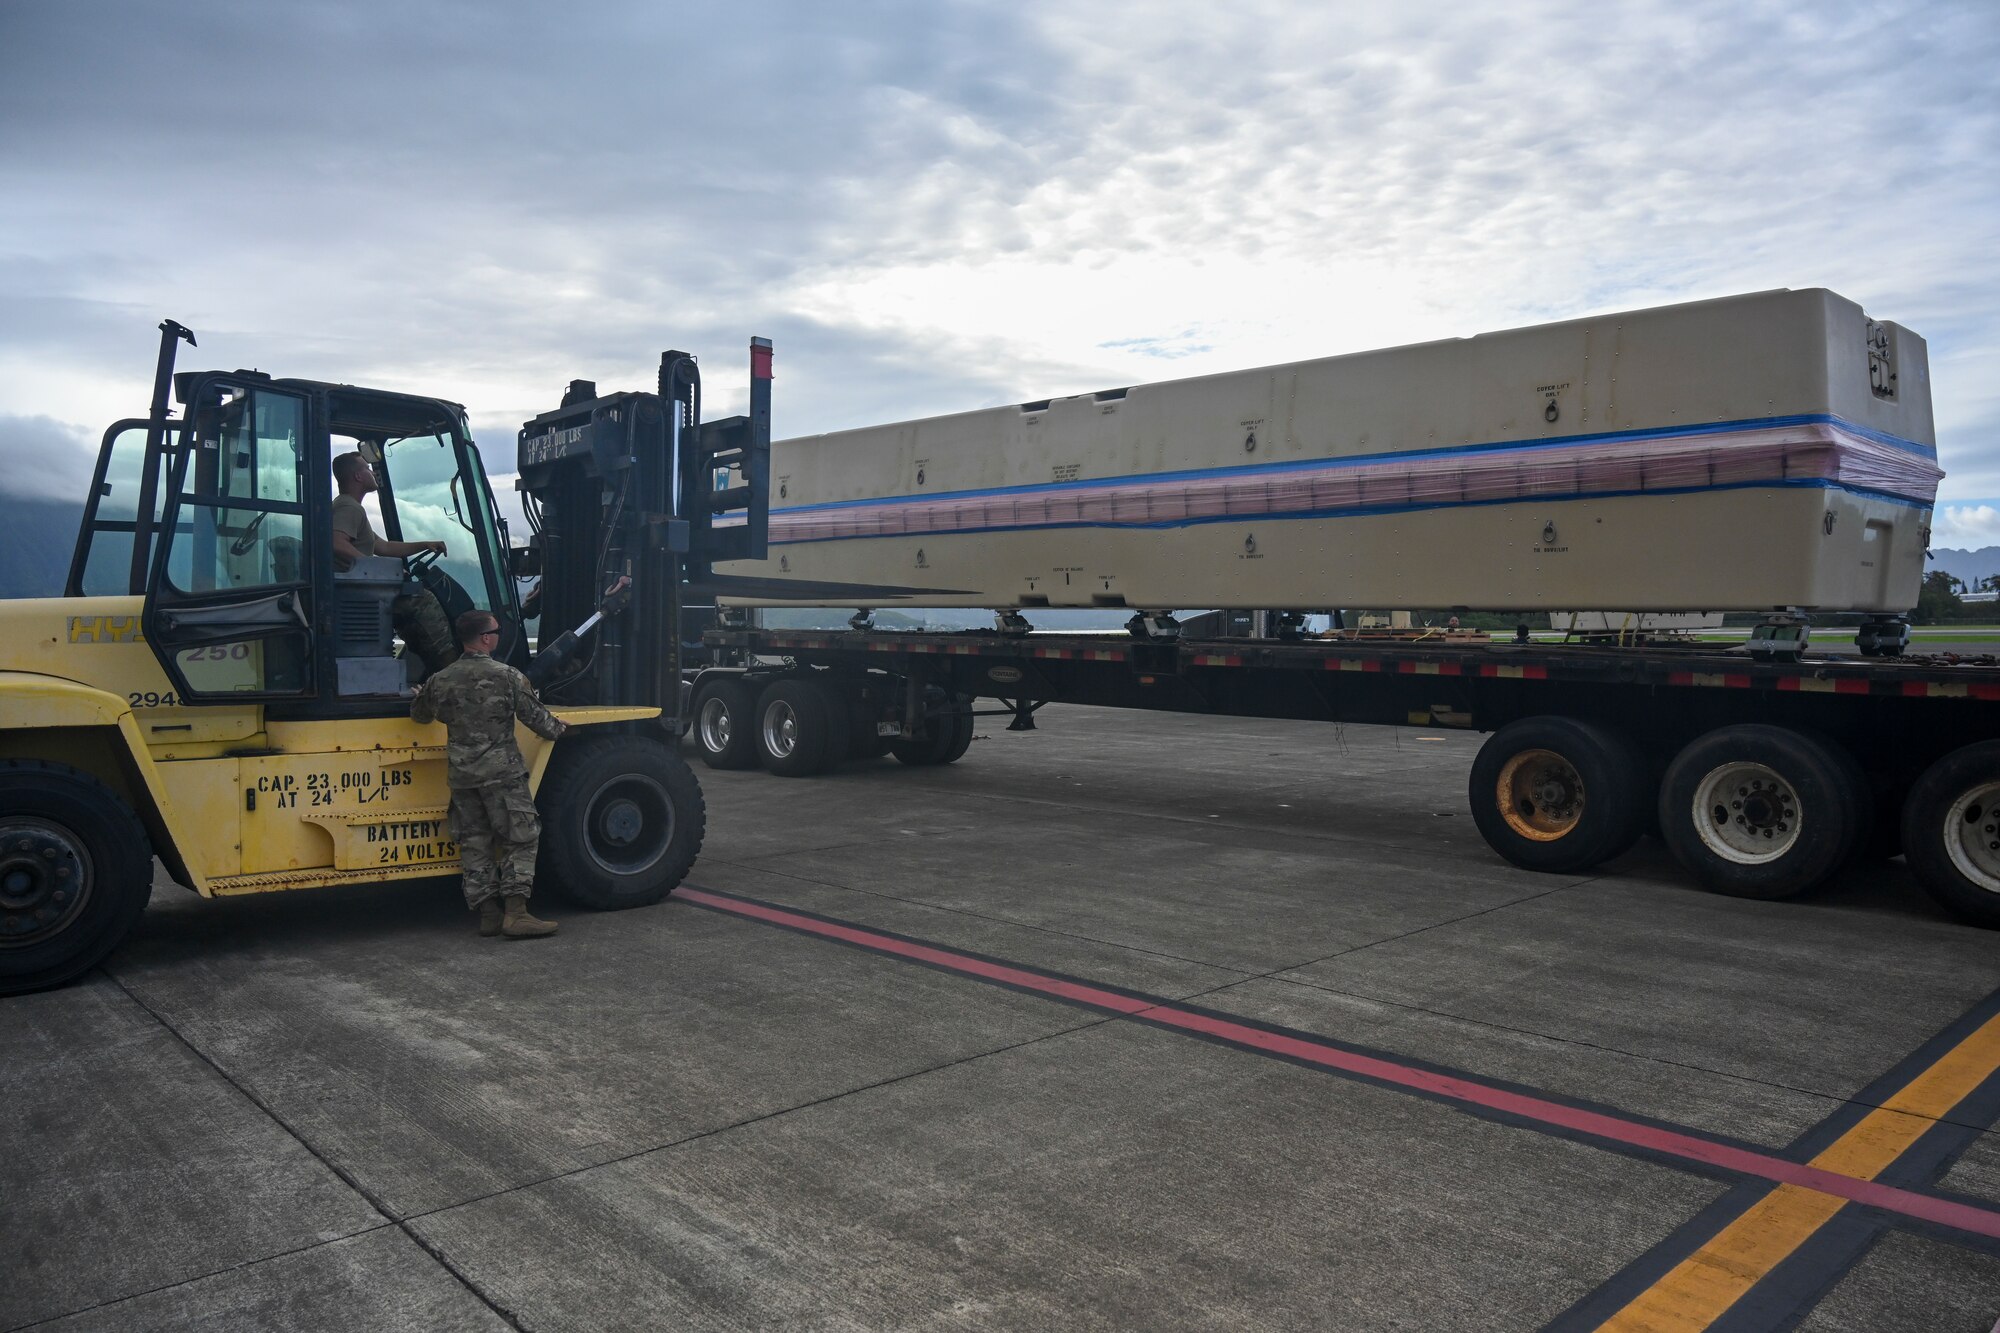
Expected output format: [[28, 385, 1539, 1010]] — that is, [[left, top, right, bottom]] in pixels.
[[1596, 1011, 2000, 1332]]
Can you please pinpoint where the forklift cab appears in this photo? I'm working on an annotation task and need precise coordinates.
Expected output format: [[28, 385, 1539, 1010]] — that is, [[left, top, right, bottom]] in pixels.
[[70, 370, 524, 715]]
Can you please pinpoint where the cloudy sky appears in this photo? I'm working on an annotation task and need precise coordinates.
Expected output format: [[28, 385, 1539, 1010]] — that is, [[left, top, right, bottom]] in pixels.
[[4, 0, 1998, 543]]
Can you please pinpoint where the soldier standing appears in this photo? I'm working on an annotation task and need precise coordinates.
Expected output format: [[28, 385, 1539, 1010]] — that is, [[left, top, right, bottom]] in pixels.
[[412, 610, 567, 939]]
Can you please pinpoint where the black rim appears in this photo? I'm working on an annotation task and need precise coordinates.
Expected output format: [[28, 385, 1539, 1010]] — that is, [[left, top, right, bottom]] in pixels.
[[0, 818, 94, 948], [582, 774, 674, 877]]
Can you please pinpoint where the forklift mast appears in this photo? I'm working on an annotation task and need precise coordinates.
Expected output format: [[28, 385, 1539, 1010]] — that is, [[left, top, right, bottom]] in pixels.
[[514, 339, 772, 717]]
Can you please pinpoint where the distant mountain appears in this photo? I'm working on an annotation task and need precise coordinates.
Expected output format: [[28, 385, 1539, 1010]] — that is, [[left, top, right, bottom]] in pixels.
[[0, 494, 83, 599], [1928, 547, 2000, 588]]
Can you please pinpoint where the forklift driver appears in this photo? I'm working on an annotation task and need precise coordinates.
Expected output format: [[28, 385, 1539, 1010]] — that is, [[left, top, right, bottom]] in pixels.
[[331, 450, 462, 676]]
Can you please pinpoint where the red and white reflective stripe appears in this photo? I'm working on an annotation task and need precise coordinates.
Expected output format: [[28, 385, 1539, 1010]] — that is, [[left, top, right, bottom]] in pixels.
[[1669, 671, 1753, 689], [1478, 664, 1549, 679], [1777, 677, 1871, 695]]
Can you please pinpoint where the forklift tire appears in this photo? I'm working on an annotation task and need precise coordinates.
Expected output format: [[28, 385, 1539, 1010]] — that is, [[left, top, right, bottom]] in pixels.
[[1467, 717, 1646, 873], [691, 676, 761, 771], [1657, 725, 1850, 900], [756, 678, 841, 777], [536, 736, 705, 910], [0, 761, 153, 996], [891, 694, 975, 767], [1901, 740, 2000, 928]]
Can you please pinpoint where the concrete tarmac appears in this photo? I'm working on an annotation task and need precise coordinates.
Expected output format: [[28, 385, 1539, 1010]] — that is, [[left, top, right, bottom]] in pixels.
[[6, 708, 1999, 1331]]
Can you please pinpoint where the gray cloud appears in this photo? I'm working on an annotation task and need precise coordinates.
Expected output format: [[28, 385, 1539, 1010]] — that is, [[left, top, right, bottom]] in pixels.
[[0, 415, 100, 502]]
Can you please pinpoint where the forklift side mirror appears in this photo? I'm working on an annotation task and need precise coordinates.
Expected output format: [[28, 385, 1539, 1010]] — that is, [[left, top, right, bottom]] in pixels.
[[356, 438, 384, 466], [508, 544, 542, 577]]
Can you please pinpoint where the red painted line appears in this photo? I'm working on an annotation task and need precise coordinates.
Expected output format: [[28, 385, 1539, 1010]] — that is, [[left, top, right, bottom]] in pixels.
[[675, 886, 2000, 1243], [1976, 684, 2000, 702], [1522, 665, 1549, 680], [1904, 681, 1931, 698], [1835, 677, 1870, 695]]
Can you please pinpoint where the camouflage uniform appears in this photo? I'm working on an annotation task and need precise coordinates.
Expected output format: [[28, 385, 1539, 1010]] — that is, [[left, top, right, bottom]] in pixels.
[[411, 651, 567, 908], [332, 494, 461, 674]]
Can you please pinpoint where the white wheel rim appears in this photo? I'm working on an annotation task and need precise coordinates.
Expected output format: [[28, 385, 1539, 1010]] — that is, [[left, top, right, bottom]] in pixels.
[[762, 701, 799, 758], [1691, 762, 1802, 864], [699, 697, 733, 753], [1942, 780, 2000, 895]]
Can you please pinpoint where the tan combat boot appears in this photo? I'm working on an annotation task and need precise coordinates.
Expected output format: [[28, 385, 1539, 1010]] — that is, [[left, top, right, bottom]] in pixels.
[[477, 899, 503, 937], [501, 894, 559, 939]]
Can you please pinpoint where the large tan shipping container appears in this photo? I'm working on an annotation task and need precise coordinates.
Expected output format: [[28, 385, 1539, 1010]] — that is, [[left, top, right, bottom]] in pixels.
[[718, 288, 1940, 613]]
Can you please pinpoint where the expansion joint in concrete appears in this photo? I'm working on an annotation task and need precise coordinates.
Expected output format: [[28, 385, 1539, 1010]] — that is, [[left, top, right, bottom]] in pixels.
[[402, 1017, 1120, 1230], [96, 967, 532, 1333]]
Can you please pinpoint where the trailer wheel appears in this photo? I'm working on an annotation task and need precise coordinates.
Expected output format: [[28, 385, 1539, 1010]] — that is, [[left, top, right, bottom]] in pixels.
[[1798, 742, 1904, 864], [1657, 725, 1850, 900], [538, 736, 705, 909], [891, 691, 974, 767], [1901, 741, 2000, 928], [0, 761, 153, 995], [1468, 718, 1646, 873], [692, 676, 761, 770], [842, 681, 893, 760], [757, 678, 841, 777], [935, 703, 975, 765], [1797, 730, 1872, 867]]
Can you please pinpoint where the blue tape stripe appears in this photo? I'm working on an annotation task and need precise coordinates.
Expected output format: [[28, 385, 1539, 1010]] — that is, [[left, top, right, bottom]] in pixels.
[[769, 479, 1932, 547], [774, 413, 1936, 517]]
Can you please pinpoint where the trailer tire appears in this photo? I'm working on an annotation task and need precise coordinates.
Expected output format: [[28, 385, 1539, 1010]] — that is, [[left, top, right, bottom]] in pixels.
[[692, 676, 761, 771], [757, 678, 841, 777], [891, 691, 974, 767], [1658, 725, 1850, 900], [0, 761, 153, 995], [1468, 718, 1646, 873], [1901, 741, 2000, 928], [1797, 730, 1871, 867], [843, 681, 893, 760], [537, 736, 705, 909], [935, 702, 975, 765]]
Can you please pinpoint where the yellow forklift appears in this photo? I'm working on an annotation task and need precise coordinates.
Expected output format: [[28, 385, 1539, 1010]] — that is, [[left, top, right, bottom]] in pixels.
[[0, 320, 775, 993]]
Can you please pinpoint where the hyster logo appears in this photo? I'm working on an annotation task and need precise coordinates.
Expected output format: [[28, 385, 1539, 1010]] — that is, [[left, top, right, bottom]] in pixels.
[[67, 616, 144, 644]]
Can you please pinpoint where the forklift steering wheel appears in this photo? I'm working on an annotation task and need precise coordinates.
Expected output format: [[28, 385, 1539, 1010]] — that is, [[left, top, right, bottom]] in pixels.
[[403, 547, 443, 576]]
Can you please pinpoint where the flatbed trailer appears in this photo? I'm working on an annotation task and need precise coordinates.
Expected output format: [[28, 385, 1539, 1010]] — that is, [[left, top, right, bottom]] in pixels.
[[689, 625, 2000, 928]]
